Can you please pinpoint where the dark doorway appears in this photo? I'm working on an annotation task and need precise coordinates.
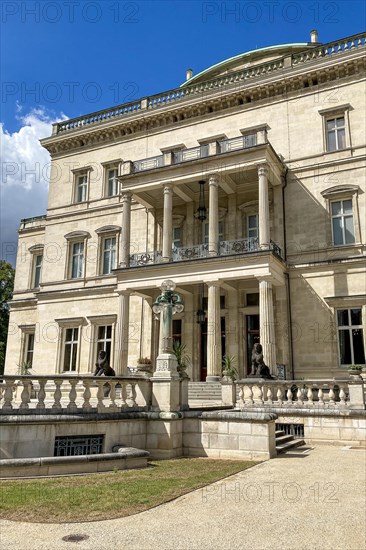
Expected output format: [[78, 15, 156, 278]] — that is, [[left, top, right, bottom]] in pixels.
[[246, 314, 260, 374]]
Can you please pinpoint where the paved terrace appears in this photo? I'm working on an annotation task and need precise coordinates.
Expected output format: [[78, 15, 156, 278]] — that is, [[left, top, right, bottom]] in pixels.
[[1, 445, 365, 550]]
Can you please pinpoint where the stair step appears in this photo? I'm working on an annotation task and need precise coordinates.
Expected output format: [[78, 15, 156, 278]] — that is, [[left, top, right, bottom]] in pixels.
[[275, 430, 285, 437], [276, 434, 295, 445], [276, 439, 306, 453]]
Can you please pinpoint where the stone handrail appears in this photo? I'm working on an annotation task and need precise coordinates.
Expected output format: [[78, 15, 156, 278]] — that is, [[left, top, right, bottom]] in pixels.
[[236, 379, 355, 409], [52, 32, 366, 136], [0, 375, 150, 413]]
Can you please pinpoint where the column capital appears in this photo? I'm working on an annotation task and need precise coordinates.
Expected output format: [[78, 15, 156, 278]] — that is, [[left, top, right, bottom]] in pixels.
[[117, 289, 133, 297], [206, 281, 221, 288], [257, 164, 269, 178], [121, 191, 132, 202], [163, 183, 173, 193], [208, 173, 220, 187]]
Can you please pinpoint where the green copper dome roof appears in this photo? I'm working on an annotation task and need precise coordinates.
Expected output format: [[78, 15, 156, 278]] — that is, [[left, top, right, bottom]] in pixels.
[[181, 42, 315, 86]]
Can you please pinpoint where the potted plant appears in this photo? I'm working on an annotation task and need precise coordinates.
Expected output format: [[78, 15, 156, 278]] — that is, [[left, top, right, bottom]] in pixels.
[[172, 342, 191, 378], [136, 357, 153, 374], [222, 355, 238, 382], [347, 364, 363, 376]]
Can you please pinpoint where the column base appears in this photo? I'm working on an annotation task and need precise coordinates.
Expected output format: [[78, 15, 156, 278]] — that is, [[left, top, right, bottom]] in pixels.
[[206, 375, 221, 382]]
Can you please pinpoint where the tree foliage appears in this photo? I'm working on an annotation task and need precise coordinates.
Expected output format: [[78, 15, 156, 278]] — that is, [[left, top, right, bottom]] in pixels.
[[0, 260, 15, 374]]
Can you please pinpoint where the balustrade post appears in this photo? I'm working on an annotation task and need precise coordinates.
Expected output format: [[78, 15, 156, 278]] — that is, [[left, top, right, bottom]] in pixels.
[[307, 384, 314, 406], [52, 379, 63, 410], [82, 379, 92, 411], [277, 385, 284, 405], [96, 380, 105, 411], [238, 385, 244, 409], [329, 385, 335, 405], [121, 382, 128, 408], [109, 381, 118, 410], [19, 379, 31, 410], [67, 379, 78, 411], [36, 379, 47, 410], [318, 386, 324, 405], [2, 378, 16, 410], [339, 385, 347, 407]]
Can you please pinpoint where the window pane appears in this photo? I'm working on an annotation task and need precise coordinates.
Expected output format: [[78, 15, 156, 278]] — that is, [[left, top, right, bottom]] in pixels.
[[338, 128, 346, 149], [352, 329, 365, 364], [332, 217, 343, 245], [331, 201, 341, 216], [344, 216, 355, 244], [98, 325, 105, 339], [343, 200, 352, 214], [106, 325, 112, 339], [64, 344, 71, 370], [327, 119, 336, 131], [337, 310, 349, 326], [327, 132, 336, 151], [350, 309, 361, 326], [338, 329, 351, 364], [71, 343, 77, 371]]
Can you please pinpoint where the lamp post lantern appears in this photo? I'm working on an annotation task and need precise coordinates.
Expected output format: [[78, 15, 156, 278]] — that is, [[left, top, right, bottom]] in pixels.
[[152, 280, 184, 377]]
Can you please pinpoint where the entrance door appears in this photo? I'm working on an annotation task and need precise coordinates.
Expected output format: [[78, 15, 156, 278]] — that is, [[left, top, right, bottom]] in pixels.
[[200, 317, 226, 381], [246, 314, 260, 374]]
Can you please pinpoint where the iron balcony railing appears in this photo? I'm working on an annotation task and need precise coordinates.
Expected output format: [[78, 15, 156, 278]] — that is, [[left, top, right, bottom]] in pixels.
[[128, 238, 282, 267]]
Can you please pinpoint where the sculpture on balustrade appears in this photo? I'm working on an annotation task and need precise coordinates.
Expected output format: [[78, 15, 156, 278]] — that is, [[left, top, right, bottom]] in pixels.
[[94, 350, 115, 377], [249, 343, 274, 379], [94, 350, 115, 397]]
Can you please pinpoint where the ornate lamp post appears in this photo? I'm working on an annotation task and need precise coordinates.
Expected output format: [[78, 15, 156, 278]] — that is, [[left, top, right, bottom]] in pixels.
[[152, 280, 184, 377]]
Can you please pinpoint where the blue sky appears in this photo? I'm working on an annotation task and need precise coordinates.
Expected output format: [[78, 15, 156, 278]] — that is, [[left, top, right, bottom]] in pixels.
[[1, 0, 365, 263]]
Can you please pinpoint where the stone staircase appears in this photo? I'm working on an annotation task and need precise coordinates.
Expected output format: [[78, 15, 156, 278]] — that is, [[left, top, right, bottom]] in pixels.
[[275, 429, 306, 454]]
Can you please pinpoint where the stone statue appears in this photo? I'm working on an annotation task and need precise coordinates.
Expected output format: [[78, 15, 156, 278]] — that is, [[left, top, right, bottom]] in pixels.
[[249, 343, 274, 379], [94, 350, 115, 396], [94, 350, 115, 377]]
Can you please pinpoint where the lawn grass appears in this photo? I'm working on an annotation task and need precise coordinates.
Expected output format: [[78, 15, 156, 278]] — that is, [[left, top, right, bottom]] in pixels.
[[0, 458, 257, 523]]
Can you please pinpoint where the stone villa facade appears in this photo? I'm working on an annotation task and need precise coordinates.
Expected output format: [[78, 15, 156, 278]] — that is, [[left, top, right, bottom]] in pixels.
[[5, 31, 366, 381]]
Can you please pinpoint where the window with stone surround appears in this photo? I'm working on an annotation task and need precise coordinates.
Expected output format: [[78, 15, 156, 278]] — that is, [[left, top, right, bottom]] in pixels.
[[87, 315, 117, 372], [56, 317, 85, 373], [319, 104, 351, 153], [337, 308, 365, 366], [72, 166, 93, 204], [65, 231, 90, 280], [321, 185, 360, 246], [28, 244, 44, 289], [95, 226, 121, 275], [102, 160, 121, 197]]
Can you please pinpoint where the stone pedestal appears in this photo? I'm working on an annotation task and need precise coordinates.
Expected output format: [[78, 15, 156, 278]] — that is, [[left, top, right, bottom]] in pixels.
[[180, 377, 189, 411], [221, 379, 236, 407], [152, 378, 181, 412], [348, 381, 366, 409]]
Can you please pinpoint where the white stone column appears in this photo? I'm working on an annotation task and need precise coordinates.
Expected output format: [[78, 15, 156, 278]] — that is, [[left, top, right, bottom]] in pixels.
[[120, 192, 132, 267], [259, 279, 277, 375], [258, 165, 270, 248], [162, 184, 173, 262], [208, 174, 219, 256], [206, 282, 222, 381], [115, 290, 131, 375]]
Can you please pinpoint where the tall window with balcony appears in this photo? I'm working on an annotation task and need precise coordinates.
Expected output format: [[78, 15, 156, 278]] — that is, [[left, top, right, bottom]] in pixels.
[[337, 308, 365, 366], [24, 333, 35, 367], [96, 325, 112, 363], [172, 227, 182, 249], [331, 200, 355, 245], [247, 214, 259, 239]]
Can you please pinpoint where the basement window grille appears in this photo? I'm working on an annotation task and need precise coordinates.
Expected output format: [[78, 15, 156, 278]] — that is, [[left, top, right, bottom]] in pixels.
[[276, 423, 304, 438], [54, 435, 104, 456]]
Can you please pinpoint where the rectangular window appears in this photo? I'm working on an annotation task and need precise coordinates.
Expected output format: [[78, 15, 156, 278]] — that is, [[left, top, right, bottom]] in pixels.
[[76, 174, 88, 203], [25, 333, 35, 367], [203, 221, 224, 243], [63, 327, 79, 371], [331, 199, 355, 245], [96, 325, 112, 363], [337, 308, 365, 365], [247, 214, 259, 239], [326, 116, 345, 151], [172, 319, 182, 345], [102, 237, 116, 274], [33, 254, 43, 288], [172, 227, 182, 249], [71, 242, 84, 278], [107, 168, 119, 197]]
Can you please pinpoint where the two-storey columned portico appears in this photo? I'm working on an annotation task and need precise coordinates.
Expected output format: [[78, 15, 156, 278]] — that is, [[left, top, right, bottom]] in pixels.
[[114, 132, 286, 380]]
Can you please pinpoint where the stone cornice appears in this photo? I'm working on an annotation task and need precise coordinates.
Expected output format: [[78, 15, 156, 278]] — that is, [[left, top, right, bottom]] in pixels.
[[41, 41, 366, 157]]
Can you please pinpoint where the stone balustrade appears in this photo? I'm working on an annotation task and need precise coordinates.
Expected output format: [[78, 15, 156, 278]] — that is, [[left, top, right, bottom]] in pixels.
[[236, 379, 356, 409], [0, 375, 149, 413], [52, 33, 365, 136]]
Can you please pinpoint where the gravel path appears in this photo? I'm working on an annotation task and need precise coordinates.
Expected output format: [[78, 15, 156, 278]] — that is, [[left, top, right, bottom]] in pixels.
[[1, 445, 365, 550]]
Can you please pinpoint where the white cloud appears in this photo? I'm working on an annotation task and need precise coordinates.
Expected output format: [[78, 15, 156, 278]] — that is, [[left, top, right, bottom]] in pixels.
[[1, 108, 68, 264]]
